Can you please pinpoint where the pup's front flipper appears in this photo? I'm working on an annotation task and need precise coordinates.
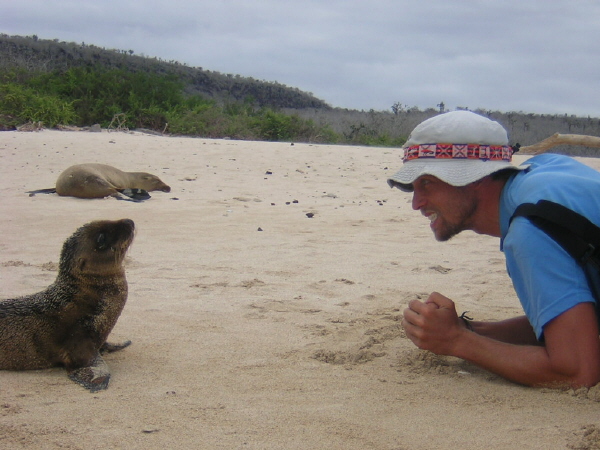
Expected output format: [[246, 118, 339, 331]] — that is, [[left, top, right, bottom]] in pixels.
[[67, 353, 111, 392]]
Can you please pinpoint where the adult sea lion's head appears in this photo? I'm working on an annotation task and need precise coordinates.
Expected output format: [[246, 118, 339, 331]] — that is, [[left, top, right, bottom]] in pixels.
[[136, 173, 171, 193]]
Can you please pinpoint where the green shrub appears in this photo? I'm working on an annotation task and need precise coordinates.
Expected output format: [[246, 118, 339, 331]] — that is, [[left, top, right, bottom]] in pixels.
[[0, 83, 76, 127], [23, 67, 184, 127], [253, 109, 294, 141]]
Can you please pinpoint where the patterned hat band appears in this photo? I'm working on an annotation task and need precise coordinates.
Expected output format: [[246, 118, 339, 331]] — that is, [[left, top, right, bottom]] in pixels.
[[403, 143, 514, 163]]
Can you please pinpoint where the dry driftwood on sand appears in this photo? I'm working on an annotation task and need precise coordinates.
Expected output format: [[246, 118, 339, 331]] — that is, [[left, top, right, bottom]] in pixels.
[[520, 133, 600, 154]]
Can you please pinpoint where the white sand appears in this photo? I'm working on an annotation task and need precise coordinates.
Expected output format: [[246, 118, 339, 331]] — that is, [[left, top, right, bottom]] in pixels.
[[1, 129, 599, 449]]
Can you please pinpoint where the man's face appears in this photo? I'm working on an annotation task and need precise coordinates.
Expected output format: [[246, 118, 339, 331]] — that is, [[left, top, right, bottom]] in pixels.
[[411, 175, 478, 241]]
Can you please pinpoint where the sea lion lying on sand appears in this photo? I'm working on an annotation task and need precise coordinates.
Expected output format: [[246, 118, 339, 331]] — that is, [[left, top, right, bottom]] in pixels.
[[27, 163, 171, 201], [0, 219, 135, 392]]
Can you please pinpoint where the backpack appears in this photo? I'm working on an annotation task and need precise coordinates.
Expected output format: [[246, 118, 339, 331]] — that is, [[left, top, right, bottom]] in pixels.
[[510, 200, 600, 324]]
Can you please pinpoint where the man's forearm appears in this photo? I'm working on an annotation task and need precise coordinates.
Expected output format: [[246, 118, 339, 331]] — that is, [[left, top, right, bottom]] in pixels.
[[470, 315, 540, 346], [452, 303, 600, 388], [451, 329, 571, 387]]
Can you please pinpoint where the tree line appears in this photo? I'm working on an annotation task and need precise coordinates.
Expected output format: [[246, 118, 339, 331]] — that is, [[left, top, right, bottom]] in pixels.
[[287, 107, 600, 155]]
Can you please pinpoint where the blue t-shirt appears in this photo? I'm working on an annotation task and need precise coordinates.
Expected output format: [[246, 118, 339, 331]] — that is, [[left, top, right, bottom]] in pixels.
[[499, 153, 600, 339]]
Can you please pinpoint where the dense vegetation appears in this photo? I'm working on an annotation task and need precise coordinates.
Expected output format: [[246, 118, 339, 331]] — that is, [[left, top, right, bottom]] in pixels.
[[1, 34, 599, 153], [0, 66, 343, 142]]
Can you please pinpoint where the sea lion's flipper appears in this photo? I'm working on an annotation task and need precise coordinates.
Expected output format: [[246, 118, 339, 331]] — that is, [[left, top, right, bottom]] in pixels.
[[67, 353, 111, 392], [114, 195, 142, 202], [119, 188, 151, 201], [26, 188, 57, 196], [100, 340, 132, 354]]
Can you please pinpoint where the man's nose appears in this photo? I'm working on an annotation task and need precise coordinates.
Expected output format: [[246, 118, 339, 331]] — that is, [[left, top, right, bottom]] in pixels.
[[411, 191, 425, 210]]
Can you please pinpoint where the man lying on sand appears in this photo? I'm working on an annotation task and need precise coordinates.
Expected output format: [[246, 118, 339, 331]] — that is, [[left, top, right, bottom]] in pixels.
[[388, 111, 600, 388]]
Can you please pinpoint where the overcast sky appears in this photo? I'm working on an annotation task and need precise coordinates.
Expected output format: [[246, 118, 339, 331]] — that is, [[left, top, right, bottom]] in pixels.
[[3, 0, 600, 117]]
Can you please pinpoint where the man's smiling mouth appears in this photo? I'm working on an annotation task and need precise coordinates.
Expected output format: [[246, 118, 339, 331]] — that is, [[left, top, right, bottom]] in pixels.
[[424, 212, 438, 225]]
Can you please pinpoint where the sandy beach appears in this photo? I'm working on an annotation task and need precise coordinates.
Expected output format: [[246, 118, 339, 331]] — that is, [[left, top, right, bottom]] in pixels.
[[1, 129, 599, 450]]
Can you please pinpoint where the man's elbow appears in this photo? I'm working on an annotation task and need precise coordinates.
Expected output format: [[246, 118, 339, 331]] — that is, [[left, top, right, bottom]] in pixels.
[[544, 360, 600, 389], [570, 367, 600, 389]]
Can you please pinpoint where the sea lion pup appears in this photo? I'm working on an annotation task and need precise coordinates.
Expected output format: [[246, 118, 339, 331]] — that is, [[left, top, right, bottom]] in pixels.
[[28, 163, 171, 201], [0, 219, 135, 392]]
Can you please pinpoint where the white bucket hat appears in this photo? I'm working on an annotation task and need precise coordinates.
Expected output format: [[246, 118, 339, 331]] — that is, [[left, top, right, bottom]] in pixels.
[[387, 111, 523, 192]]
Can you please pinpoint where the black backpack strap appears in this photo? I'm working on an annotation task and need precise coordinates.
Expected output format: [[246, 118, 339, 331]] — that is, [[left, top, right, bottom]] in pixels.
[[510, 200, 600, 267]]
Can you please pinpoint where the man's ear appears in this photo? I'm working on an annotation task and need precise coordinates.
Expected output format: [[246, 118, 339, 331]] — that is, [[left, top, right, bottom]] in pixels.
[[467, 178, 493, 196]]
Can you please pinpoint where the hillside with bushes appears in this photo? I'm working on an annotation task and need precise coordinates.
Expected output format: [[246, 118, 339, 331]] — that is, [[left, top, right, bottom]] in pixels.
[[0, 34, 328, 110]]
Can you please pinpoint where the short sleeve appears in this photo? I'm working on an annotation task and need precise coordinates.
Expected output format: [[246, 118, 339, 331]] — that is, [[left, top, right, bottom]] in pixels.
[[503, 217, 594, 339]]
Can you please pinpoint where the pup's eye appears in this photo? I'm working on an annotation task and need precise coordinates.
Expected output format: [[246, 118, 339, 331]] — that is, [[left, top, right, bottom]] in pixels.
[[97, 233, 107, 250]]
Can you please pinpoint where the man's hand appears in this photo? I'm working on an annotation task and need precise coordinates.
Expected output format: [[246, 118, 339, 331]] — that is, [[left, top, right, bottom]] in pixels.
[[402, 292, 469, 355]]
